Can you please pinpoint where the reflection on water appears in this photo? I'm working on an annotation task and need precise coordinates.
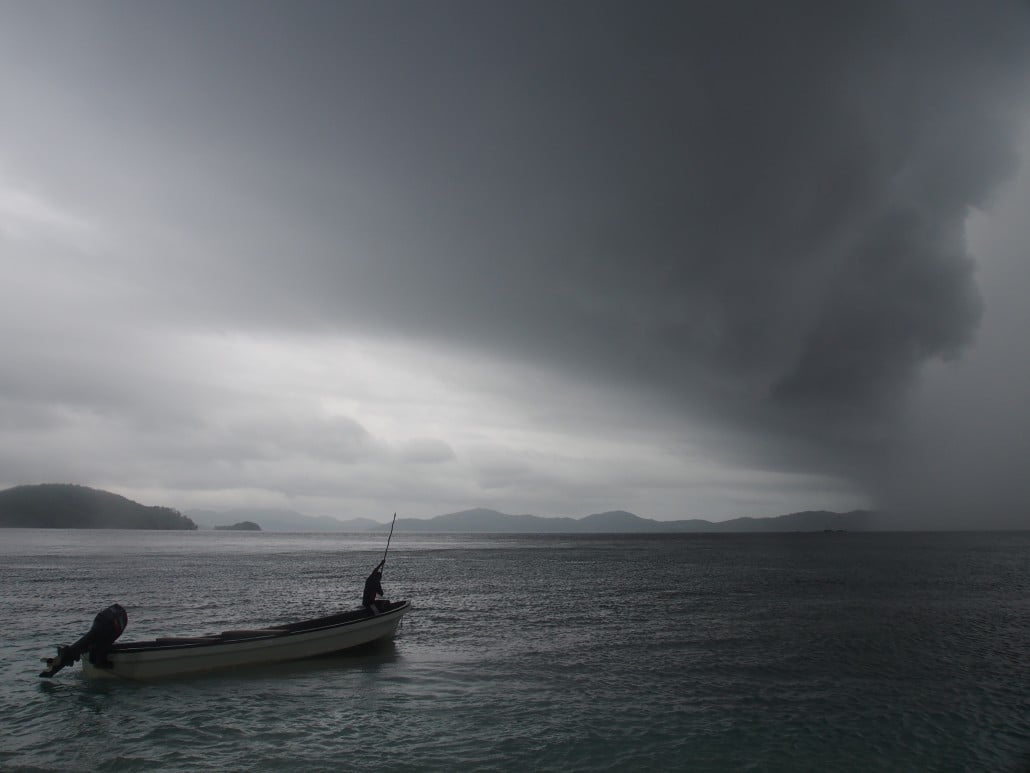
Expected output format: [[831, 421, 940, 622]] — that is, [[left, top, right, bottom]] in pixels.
[[210, 638, 403, 683]]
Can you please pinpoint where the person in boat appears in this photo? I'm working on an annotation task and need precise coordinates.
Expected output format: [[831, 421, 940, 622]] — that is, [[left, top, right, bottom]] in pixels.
[[363, 559, 386, 615]]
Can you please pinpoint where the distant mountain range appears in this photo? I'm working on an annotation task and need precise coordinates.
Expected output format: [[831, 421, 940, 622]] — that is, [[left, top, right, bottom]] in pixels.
[[190, 505, 880, 533], [0, 483, 879, 533], [188, 508, 384, 532]]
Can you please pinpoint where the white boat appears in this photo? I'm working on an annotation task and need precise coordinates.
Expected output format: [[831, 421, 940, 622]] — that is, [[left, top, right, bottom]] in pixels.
[[40, 600, 410, 681]]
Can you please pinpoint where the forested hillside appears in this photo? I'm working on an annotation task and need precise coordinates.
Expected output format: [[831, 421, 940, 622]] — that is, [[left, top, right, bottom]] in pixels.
[[0, 484, 197, 529]]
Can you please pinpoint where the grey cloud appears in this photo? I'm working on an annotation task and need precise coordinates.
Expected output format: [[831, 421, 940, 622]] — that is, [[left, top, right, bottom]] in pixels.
[[398, 438, 456, 465], [3, 1, 1029, 517], [281, 1, 1028, 485]]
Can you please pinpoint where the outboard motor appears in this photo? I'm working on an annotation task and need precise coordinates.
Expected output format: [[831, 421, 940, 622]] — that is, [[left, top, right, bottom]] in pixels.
[[39, 604, 128, 678]]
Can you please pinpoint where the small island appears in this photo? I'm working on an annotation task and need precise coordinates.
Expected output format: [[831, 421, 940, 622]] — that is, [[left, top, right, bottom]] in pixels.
[[0, 484, 198, 530], [214, 521, 262, 531]]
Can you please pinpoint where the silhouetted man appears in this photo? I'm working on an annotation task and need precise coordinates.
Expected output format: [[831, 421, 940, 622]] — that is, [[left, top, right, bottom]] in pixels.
[[363, 559, 385, 615]]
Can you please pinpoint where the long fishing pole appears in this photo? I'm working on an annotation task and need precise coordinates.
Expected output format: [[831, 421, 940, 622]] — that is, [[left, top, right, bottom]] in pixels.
[[382, 512, 397, 567]]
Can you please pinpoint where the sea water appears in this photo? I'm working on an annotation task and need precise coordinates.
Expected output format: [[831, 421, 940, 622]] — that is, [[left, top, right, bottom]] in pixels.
[[0, 529, 1027, 772]]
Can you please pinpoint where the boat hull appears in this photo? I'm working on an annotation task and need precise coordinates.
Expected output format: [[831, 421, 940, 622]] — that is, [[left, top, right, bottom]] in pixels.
[[81, 600, 409, 680]]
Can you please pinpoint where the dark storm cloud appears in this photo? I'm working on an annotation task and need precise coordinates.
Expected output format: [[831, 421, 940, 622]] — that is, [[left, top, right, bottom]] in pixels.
[[212, 2, 1029, 475], [3, 1, 1029, 508]]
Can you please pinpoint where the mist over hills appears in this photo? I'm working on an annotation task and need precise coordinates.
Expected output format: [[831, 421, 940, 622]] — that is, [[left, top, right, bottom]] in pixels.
[[0, 484, 880, 532], [192, 505, 879, 533], [189, 508, 383, 533]]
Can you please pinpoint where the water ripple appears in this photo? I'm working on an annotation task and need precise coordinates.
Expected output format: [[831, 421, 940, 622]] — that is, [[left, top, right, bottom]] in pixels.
[[1, 531, 1028, 771]]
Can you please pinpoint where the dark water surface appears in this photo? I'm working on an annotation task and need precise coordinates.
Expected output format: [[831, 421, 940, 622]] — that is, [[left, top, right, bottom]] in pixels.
[[1, 529, 1027, 771]]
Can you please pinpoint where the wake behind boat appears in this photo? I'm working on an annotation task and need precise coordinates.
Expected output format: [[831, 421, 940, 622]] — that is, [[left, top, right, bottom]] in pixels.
[[40, 600, 410, 681]]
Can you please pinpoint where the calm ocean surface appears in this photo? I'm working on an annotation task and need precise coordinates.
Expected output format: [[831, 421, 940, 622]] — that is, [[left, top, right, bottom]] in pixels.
[[1, 529, 1027, 772]]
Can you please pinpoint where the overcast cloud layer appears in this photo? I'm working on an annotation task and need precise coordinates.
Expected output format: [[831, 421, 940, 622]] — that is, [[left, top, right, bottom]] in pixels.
[[2, 1, 1029, 525]]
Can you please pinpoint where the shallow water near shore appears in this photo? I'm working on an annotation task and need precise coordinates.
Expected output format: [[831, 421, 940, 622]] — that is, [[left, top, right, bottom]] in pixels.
[[1, 529, 1028, 771]]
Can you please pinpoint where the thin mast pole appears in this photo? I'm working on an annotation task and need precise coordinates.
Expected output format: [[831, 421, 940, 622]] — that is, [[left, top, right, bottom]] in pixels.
[[382, 513, 397, 566]]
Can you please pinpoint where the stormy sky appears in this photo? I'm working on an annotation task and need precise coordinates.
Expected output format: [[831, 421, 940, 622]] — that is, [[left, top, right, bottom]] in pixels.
[[2, 1, 1029, 526]]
